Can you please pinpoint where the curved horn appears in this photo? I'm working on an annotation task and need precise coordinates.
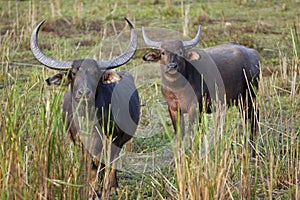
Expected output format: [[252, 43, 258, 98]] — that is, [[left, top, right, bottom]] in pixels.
[[97, 17, 138, 69], [30, 20, 72, 70], [182, 25, 202, 49], [142, 27, 161, 48]]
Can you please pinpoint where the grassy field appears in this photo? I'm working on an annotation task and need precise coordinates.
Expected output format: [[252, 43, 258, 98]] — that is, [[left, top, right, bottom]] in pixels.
[[0, 0, 299, 199]]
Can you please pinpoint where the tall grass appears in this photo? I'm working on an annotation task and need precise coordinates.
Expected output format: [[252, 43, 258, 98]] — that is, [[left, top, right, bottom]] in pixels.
[[149, 34, 299, 199], [0, 0, 299, 199], [0, 70, 87, 199]]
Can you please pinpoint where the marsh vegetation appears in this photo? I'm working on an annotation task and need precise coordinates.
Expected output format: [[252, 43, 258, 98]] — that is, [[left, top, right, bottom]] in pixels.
[[0, 0, 299, 199]]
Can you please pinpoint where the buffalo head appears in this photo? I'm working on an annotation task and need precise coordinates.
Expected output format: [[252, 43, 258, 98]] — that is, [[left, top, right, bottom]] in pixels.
[[142, 26, 202, 78], [31, 18, 137, 102]]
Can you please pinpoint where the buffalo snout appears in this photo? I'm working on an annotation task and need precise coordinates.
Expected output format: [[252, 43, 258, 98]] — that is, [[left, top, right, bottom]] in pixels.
[[166, 62, 178, 74], [167, 62, 177, 68], [75, 87, 93, 101]]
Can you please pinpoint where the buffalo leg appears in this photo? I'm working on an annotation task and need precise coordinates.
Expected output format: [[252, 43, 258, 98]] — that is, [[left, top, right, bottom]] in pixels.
[[242, 93, 259, 156], [109, 147, 121, 191], [248, 98, 259, 155], [168, 106, 185, 136], [187, 104, 199, 136], [87, 155, 101, 199], [109, 167, 118, 191]]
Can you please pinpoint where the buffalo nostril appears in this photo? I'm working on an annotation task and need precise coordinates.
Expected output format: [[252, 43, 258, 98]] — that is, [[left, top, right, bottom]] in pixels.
[[85, 89, 91, 96], [77, 88, 92, 99], [167, 62, 177, 68]]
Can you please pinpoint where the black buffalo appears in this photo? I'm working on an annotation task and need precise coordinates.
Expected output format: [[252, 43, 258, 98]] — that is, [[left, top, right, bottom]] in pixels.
[[142, 25, 260, 138], [31, 18, 140, 194]]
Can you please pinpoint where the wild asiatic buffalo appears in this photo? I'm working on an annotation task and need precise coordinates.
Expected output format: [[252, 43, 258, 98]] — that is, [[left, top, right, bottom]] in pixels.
[[30, 18, 140, 195], [142, 25, 260, 138]]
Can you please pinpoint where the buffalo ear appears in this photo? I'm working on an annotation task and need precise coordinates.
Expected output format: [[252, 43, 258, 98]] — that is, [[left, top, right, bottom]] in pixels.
[[46, 72, 69, 86], [187, 51, 201, 61], [143, 52, 161, 62]]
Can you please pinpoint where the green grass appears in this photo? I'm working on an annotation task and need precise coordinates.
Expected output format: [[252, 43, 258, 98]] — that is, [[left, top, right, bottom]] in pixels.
[[1, 0, 299, 199]]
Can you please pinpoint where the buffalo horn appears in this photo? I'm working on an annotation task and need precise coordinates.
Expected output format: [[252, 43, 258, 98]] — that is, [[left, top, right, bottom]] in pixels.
[[182, 25, 202, 49], [31, 18, 138, 70], [97, 17, 138, 69], [141, 27, 161, 48], [30, 20, 73, 70]]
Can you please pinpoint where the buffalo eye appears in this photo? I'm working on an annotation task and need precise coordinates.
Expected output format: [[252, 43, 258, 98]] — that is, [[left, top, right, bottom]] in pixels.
[[178, 49, 183, 56], [71, 67, 78, 77], [161, 50, 165, 56]]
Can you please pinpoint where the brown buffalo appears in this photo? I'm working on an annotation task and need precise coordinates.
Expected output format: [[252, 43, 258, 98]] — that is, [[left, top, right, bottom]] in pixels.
[[142, 25, 260, 139]]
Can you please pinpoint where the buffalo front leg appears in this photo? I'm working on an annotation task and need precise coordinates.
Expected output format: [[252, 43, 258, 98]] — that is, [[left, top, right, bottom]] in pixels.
[[108, 147, 121, 192], [109, 167, 118, 192], [168, 105, 185, 136], [187, 103, 199, 136], [87, 156, 102, 199]]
